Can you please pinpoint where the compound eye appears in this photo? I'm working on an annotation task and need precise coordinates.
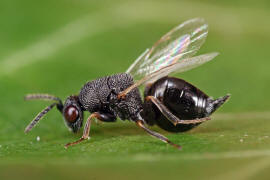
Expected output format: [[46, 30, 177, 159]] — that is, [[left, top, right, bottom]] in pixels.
[[64, 105, 79, 123]]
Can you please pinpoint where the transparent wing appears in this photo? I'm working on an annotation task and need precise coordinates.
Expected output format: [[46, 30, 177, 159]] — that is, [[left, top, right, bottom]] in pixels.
[[119, 53, 218, 98], [143, 52, 219, 84], [126, 18, 208, 80]]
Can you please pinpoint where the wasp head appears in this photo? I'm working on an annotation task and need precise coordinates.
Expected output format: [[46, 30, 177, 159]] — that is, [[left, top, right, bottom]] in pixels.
[[24, 94, 84, 133], [62, 95, 84, 133]]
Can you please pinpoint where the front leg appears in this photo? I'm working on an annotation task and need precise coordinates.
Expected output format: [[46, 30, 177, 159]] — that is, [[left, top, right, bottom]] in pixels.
[[94, 112, 116, 125], [65, 112, 115, 148]]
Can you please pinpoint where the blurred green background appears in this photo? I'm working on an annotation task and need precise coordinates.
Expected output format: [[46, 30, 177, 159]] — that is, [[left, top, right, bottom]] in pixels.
[[1, 0, 270, 179]]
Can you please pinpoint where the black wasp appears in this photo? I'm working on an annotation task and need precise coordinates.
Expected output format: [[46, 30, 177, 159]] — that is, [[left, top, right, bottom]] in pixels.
[[25, 18, 230, 150]]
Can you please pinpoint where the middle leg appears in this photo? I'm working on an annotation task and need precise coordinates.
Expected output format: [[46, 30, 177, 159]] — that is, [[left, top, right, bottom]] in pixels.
[[136, 120, 181, 150]]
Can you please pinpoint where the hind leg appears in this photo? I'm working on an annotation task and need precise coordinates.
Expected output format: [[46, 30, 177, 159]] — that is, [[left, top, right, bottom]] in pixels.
[[145, 96, 211, 126]]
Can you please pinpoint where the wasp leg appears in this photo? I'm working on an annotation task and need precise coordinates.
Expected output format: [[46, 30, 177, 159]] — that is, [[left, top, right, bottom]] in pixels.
[[97, 113, 116, 122], [65, 112, 116, 148], [145, 96, 211, 126], [136, 120, 181, 150], [95, 113, 116, 125]]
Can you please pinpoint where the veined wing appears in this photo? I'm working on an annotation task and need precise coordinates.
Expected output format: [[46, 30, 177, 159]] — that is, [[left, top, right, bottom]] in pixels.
[[119, 53, 218, 98], [126, 18, 208, 80]]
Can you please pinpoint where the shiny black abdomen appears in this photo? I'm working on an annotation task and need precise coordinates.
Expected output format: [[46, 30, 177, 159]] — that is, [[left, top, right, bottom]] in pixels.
[[143, 77, 210, 132]]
